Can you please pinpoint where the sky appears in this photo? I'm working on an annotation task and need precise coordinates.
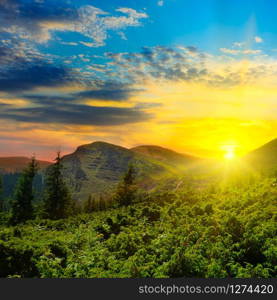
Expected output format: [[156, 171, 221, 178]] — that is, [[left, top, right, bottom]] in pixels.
[[0, 0, 276, 160]]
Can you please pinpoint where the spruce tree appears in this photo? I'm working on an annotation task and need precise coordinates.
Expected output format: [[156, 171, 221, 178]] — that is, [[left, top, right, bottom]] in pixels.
[[43, 152, 74, 219], [114, 164, 137, 206], [10, 156, 37, 224], [0, 175, 3, 212], [99, 195, 107, 210], [83, 194, 93, 213]]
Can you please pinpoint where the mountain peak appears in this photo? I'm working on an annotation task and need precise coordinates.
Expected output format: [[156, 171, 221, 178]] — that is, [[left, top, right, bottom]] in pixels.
[[83, 141, 118, 147], [60, 141, 170, 201], [73, 141, 129, 156]]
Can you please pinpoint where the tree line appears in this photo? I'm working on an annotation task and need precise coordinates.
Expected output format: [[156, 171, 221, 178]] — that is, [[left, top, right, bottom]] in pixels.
[[0, 153, 138, 225]]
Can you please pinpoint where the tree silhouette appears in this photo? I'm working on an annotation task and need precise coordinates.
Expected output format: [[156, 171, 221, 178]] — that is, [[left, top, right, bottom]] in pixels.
[[43, 152, 74, 219], [0, 175, 3, 212], [83, 194, 93, 213], [10, 156, 37, 224], [114, 164, 137, 206]]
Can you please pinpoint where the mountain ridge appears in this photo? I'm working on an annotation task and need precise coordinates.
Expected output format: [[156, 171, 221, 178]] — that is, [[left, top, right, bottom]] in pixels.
[[0, 157, 51, 173], [0, 139, 276, 202], [131, 144, 199, 165], [244, 138, 277, 170]]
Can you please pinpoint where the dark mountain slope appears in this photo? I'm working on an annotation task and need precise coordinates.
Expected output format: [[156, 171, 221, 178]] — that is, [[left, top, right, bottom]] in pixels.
[[61, 142, 173, 201]]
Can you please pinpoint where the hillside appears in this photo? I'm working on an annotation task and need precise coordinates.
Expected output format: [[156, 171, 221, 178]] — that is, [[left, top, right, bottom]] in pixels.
[[0, 157, 51, 173], [61, 141, 174, 201], [244, 138, 277, 171], [1, 175, 275, 278], [1, 139, 276, 202], [131, 145, 198, 168]]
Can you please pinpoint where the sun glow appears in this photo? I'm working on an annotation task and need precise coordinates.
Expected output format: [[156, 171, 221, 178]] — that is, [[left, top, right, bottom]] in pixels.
[[222, 145, 236, 160]]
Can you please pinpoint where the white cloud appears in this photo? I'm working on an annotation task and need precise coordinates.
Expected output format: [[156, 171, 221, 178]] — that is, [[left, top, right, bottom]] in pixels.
[[60, 42, 78, 46], [254, 36, 263, 43], [243, 49, 262, 54], [104, 8, 148, 29], [118, 31, 127, 40], [233, 42, 245, 47], [73, 6, 148, 47], [158, 1, 164, 6], [80, 41, 96, 48], [220, 48, 261, 55], [1, 4, 148, 47], [220, 48, 240, 55]]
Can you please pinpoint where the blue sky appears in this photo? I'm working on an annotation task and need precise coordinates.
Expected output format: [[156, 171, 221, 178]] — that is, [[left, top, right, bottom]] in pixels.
[[0, 0, 276, 158], [38, 0, 277, 56], [4, 0, 276, 59], [1, 0, 277, 86]]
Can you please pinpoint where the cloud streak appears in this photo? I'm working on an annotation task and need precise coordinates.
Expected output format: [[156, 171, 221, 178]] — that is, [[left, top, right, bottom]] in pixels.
[[23, 82, 143, 103], [0, 103, 152, 126], [220, 48, 262, 55], [0, 63, 74, 92]]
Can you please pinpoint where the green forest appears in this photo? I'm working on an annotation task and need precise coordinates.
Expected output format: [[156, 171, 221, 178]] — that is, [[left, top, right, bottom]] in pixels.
[[0, 152, 276, 278]]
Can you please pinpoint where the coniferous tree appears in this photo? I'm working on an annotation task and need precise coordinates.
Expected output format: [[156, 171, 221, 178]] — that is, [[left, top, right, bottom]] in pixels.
[[83, 194, 93, 213], [99, 195, 107, 210], [114, 164, 137, 206], [43, 152, 74, 219], [0, 175, 3, 212], [10, 156, 37, 224]]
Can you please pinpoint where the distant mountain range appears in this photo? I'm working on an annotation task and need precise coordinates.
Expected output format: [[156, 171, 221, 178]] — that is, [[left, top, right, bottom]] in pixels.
[[0, 139, 276, 201], [0, 157, 51, 173]]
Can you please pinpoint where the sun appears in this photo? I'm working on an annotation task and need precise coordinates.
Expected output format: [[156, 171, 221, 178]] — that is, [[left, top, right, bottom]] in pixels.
[[224, 149, 235, 160], [222, 145, 236, 160]]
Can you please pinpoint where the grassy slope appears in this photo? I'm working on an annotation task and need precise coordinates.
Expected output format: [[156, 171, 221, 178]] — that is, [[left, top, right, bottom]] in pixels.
[[0, 175, 276, 278], [131, 145, 199, 166]]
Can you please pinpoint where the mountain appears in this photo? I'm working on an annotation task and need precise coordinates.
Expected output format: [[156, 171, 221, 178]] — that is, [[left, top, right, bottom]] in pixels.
[[0, 157, 51, 173], [1, 139, 275, 203], [0, 142, 200, 202], [0, 157, 51, 200], [61, 141, 176, 201], [244, 138, 277, 171], [131, 145, 199, 168]]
